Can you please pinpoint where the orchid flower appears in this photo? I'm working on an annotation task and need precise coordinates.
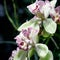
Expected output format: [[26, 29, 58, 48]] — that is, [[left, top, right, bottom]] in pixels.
[[27, 0, 57, 19], [9, 47, 27, 60], [15, 27, 39, 50], [9, 21, 54, 60], [17, 0, 57, 35], [9, 47, 20, 60], [50, 6, 60, 23], [11, 27, 53, 60]]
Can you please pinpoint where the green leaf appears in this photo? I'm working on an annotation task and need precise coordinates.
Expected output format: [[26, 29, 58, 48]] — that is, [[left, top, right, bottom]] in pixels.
[[40, 50, 53, 60], [43, 18, 57, 34], [14, 50, 27, 60], [35, 44, 48, 58], [18, 18, 39, 31]]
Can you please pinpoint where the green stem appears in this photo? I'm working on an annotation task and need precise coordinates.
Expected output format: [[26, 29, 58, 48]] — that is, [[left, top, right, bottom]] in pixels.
[[45, 38, 50, 45], [45, 35, 51, 45], [45, 36, 59, 49], [34, 53, 38, 60], [12, 0, 19, 27], [0, 41, 16, 45], [27, 46, 30, 60], [4, 0, 18, 30], [51, 37, 59, 49]]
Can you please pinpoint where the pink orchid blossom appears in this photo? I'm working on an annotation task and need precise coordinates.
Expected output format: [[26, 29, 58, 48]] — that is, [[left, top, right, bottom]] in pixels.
[[50, 6, 60, 23], [14, 27, 39, 50], [9, 47, 20, 60], [27, 0, 57, 18]]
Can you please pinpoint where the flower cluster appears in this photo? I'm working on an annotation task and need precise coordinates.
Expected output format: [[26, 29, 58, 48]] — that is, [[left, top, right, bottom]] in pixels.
[[9, 0, 60, 60], [15, 27, 39, 50]]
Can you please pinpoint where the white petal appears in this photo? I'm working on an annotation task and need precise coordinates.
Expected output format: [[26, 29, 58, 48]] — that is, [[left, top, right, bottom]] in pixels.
[[27, 2, 36, 14], [29, 28, 39, 43], [40, 3, 51, 18], [36, 44, 48, 58], [40, 50, 53, 60], [50, 0, 57, 7], [18, 18, 39, 32], [43, 18, 57, 34], [14, 50, 27, 60], [50, 8, 56, 16]]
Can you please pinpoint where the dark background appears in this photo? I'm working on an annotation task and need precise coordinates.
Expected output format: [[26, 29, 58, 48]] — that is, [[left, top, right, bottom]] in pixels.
[[0, 0, 60, 60]]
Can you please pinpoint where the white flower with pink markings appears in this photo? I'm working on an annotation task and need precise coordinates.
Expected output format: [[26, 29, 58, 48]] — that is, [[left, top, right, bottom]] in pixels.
[[15, 27, 39, 50], [27, 0, 57, 18]]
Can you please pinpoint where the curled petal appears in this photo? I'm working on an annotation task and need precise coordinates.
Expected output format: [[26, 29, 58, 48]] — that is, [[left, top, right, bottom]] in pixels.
[[22, 29, 30, 37], [14, 35, 21, 43]]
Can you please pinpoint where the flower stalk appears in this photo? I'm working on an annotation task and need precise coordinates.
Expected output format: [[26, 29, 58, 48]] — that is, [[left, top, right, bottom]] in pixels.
[[51, 37, 59, 49], [4, 0, 18, 30], [27, 47, 30, 60], [12, 0, 19, 27]]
